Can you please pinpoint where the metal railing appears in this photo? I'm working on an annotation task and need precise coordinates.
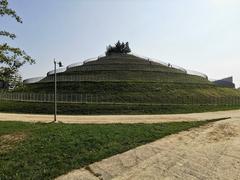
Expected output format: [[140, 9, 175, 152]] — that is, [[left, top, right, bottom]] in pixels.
[[186, 70, 208, 79], [47, 67, 66, 76], [66, 55, 105, 69], [130, 53, 208, 79], [1, 92, 240, 105], [23, 77, 45, 84], [38, 72, 210, 84], [130, 53, 187, 73]]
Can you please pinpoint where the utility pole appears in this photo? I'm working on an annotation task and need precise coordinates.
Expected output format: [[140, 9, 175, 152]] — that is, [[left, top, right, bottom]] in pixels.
[[54, 59, 63, 123]]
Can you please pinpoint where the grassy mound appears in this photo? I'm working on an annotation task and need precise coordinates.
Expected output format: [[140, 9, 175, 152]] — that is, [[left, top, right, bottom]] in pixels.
[[6, 54, 239, 114], [38, 54, 209, 84]]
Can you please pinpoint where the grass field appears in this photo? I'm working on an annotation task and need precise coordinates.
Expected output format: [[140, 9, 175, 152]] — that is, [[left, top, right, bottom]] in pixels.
[[0, 119, 223, 179], [0, 100, 240, 115]]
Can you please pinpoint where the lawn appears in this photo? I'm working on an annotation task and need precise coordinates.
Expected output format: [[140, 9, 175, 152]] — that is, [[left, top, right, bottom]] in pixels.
[[0, 119, 224, 179]]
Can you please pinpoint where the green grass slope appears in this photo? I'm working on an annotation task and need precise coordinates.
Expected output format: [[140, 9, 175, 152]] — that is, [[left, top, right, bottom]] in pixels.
[[24, 82, 240, 103], [1, 100, 240, 115], [5, 54, 239, 114]]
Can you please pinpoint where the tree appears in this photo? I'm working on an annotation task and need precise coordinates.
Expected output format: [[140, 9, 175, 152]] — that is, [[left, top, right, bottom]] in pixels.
[[0, 0, 35, 89], [124, 42, 131, 54], [105, 41, 131, 56]]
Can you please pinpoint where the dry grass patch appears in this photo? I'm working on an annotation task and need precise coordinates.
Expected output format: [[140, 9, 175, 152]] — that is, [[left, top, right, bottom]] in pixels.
[[0, 132, 26, 153]]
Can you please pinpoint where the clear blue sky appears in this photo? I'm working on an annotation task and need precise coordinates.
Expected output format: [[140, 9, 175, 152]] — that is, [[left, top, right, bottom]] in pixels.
[[1, 0, 240, 87]]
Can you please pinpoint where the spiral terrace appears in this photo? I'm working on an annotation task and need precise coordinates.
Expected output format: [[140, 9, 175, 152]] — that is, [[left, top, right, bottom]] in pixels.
[[24, 53, 209, 84]]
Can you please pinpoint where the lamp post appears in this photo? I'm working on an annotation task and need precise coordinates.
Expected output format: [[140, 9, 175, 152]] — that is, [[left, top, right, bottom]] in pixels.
[[54, 59, 63, 122]]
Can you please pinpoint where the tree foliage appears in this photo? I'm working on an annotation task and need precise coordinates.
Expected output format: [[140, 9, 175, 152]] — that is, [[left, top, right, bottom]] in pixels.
[[106, 41, 131, 56], [0, 0, 35, 88]]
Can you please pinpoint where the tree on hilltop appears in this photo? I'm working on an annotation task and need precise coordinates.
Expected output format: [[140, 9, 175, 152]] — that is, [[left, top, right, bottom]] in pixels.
[[0, 0, 35, 89], [106, 41, 131, 56]]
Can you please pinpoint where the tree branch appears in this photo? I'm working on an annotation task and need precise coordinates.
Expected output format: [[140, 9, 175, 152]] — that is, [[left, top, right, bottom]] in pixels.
[[0, 30, 16, 39], [0, 43, 35, 66], [0, 0, 22, 23]]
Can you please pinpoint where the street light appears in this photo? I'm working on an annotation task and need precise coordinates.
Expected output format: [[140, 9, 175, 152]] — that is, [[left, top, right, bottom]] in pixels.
[[54, 59, 63, 122]]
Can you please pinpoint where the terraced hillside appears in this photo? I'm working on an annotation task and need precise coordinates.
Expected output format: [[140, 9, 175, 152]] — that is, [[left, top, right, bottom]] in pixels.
[[37, 54, 210, 84], [24, 54, 240, 99], [3, 53, 238, 115]]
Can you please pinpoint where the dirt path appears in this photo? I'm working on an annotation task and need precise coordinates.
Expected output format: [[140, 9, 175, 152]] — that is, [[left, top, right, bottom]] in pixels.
[[0, 109, 239, 124], [56, 117, 240, 180]]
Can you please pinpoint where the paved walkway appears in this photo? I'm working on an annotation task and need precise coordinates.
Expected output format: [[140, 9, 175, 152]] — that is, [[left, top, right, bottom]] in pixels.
[[56, 116, 240, 180], [0, 109, 239, 124]]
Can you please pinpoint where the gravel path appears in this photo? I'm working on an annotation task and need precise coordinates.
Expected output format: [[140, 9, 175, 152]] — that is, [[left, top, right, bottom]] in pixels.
[[0, 109, 239, 124], [56, 116, 240, 180]]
